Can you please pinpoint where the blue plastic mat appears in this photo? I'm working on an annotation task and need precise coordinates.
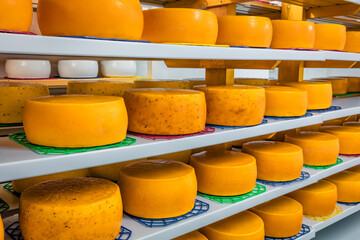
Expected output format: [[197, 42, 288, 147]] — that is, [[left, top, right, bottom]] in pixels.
[[307, 106, 342, 113], [265, 224, 311, 240], [264, 112, 313, 121], [207, 119, 268, 130], [257, 171, 311, 187], [338, 202, 360, 206], [61, 35, 150, 43]]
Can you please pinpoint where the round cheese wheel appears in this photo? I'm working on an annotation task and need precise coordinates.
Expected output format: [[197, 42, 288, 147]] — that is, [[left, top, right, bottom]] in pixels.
[[118, 159, 197, 218], [320, 126, 360, 154], [347, 165, 360, 174], [326, 171, 360, 203], [0, 0, 33, 32], [284, 131, 339, 166], [190, 150, 257, 196], [0, 82, 49, 124], [23, 95, 128, 148], [174, 231, 208, 240], [344, 31, 360, 53], [271, 20, 315, 49], [329, 78, 348, 95], [141, 8, 218, 44], [148, 150, 192, 164], [37, 0, 143, 40], [124, 89, 206, 135], [343, 121, 360, 127], [19, 178, 122, 240], [265, 86, 307, 117], [67, 80, 134, 97], [216, 16, 272, 47], [346, 77, 360, 92], [194, 85, 265, 126], [314, 23, 346, 50], [235, 78, 270, 86], [287, 180, 337, 216], [283, 81, 333, 110], [251, 196, 303, 238], [242, 141, 303, 181], [134, 80, 190, 89]]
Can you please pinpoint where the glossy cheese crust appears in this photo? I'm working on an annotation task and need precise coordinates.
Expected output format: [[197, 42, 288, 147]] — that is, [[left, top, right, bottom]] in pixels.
[[320, 126, 360, 154], [344, 31, 360, 53], [314, 23, 346, 51], [0, 0, 33, 31], [173, 231, 208, 240], [134, 80, 190, 89], [326, 171, 360, 203], [67, 80, 134, 97]]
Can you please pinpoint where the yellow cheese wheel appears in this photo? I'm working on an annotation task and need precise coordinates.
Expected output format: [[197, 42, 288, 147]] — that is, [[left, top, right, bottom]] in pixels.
[[314, 23, 346, 50], [283, 81, 333, 110], [67, 80, 134, 97], [118, 159, 197, 218], [142, 8, 218, 44], [37, 0, 143, 40], [271, 20, 315, 49], [320, 126, 360, 154], [124, 89, 206, 135], [19, 178, 122, 240], [190, 150, 257, 196], [200, 211, 264, 240], [173, 231, 208, 240], [23, 95, 128, 148], [326, 171, 360, 203], [346, 77, 360, 92], [287, 180, 337, 216], [251, 196, 303, 238], [344, 121, 360, 127], [265, 86, 308, 117], [284, 131, 339, 166], [148, 150, 192, 164], [313, 78, 349, 95], [134, 80, 190, 89], [0, 82, 49, 124], [347, 165, 360, 174], [242, 141, 303, 181], [344, 31, 360, 53], [217, 16, 272, 47], [235, 78, 269, 86], [194, 85, 265, 126], [0, 0, 33, 31]]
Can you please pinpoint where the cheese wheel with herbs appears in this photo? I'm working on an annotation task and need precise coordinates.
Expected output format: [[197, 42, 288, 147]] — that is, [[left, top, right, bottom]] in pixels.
[[326, 171, 360, 203], [216, 16, 272, 47], [242, 141, 303, 181], [314, 23, 346, 51], [344, 31, 360, 53], [134, 80, 190, 89], [67, 80, 134, 97], [190, 150, 257, 196], [148, 150, 192, 164], [320, 126, 360, 154], [251, 196, 303, 238], [19, 178, 123, 240], [142, 8, 218, 44], [194, 85, 265, 126], [235, 78, 269, 86], [346, 77, 360, 92], [23, 95, 128, 148], [118, 159, 197, 218], [287, 180, 337, 216], [37, 0, 143, 40], [0, 0, 33, 32], [174, 231, 208, 240], [343, 121, 360, 127]]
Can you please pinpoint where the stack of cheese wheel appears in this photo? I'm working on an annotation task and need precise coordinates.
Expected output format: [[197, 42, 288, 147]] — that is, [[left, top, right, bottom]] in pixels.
[[344, 31, 360, 53], [327, 171, 360, 203], [343, 121, 360, 127], [251, 196, 303, 238], [283, 81, 333, 110], [314, 23, 346, 50], [287, 180, 337, 216], [0, 82, 49, 124], [284, 131, 339, 166], [190, 150, 257, 196], [194, 85, 265, 126], [216, 16, 272, 47], [235, 78, 270, 86], [118, 160, 197, 218], [0, 0, 33, 31], [23, 95, 128, 148], [242, 141, 303, 181], [200, 211, 265, 240], [141, 8, 218, 44], [37, 0, 143, 40], [134, 80, 190, 89], [271, 20, 315, 49], [67, 80, 134, 97], [312, 78, 348, 95], [264, 86, 308, 117], [148, 150, 192, 164], [124, 89, 206, 135], [320, 126, 360, 154], [174, 231, 208, 240], [19, 178, 123, 239]]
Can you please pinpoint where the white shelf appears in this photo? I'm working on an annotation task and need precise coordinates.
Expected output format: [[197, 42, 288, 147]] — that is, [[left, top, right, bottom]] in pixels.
[[322, 50, 360, 62], [323, 97, 360, 121]]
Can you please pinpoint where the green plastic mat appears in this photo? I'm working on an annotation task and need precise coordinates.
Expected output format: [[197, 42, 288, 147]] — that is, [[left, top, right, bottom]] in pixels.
[[0, 123, 22, 127], [9, 132, 136, 155], [3, 182, 20, 198], [304, 158, 343, 170], [0, 198, 9, 213], [198, 183, 266, 204], [334, 92, 360, 97]]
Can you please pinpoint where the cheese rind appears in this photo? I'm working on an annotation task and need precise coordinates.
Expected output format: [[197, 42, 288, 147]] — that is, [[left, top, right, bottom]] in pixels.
[[320, 126, 360, 154], [134, 80, 190, 89], [314, 23, 346, 50], [173, 231, 208, 240], [326, 171, 360, 203], [148, 150, 192, 164], [67, 80, 134, 97], [344, 31, 360, 53], [0, 0, 33, 31]]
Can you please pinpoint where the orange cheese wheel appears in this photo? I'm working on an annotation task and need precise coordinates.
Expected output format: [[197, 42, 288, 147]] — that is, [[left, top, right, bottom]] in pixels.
[[284, 131, 339, 166], [343, 121, 360, 127], [174, 231, 208, 240], [23, 95, 128, 148], [287, 180, 337, 216], [67, 80, 134, 97], [0, 0, 33, 32], [190, 150, 257, 196], [235, 78, 270, 86], [314, 23, 346, 51], [312, 78, 349, 95], [326, 171, 360, 203], [242, 141, 303, 181], [148, 150, 192, 164], [134, 80, 190, 89], [217, 16, 272, 47], [265, 86, 307, 117], [37, 0, 143, 40], [271, 20, 315, 49], [346, 77, 360, 92], [344, 31, 360, 53], [142, 8, 218, 44], [19, 178, 123, 240], [194, 85, 265, 126], [320, 126, 360, 154], [118, 160, 197, 218], [124, 89, 206, 135], [200, 211, 264, 240], [283, 81, 332, 110], [251, 196, 303, 238]]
